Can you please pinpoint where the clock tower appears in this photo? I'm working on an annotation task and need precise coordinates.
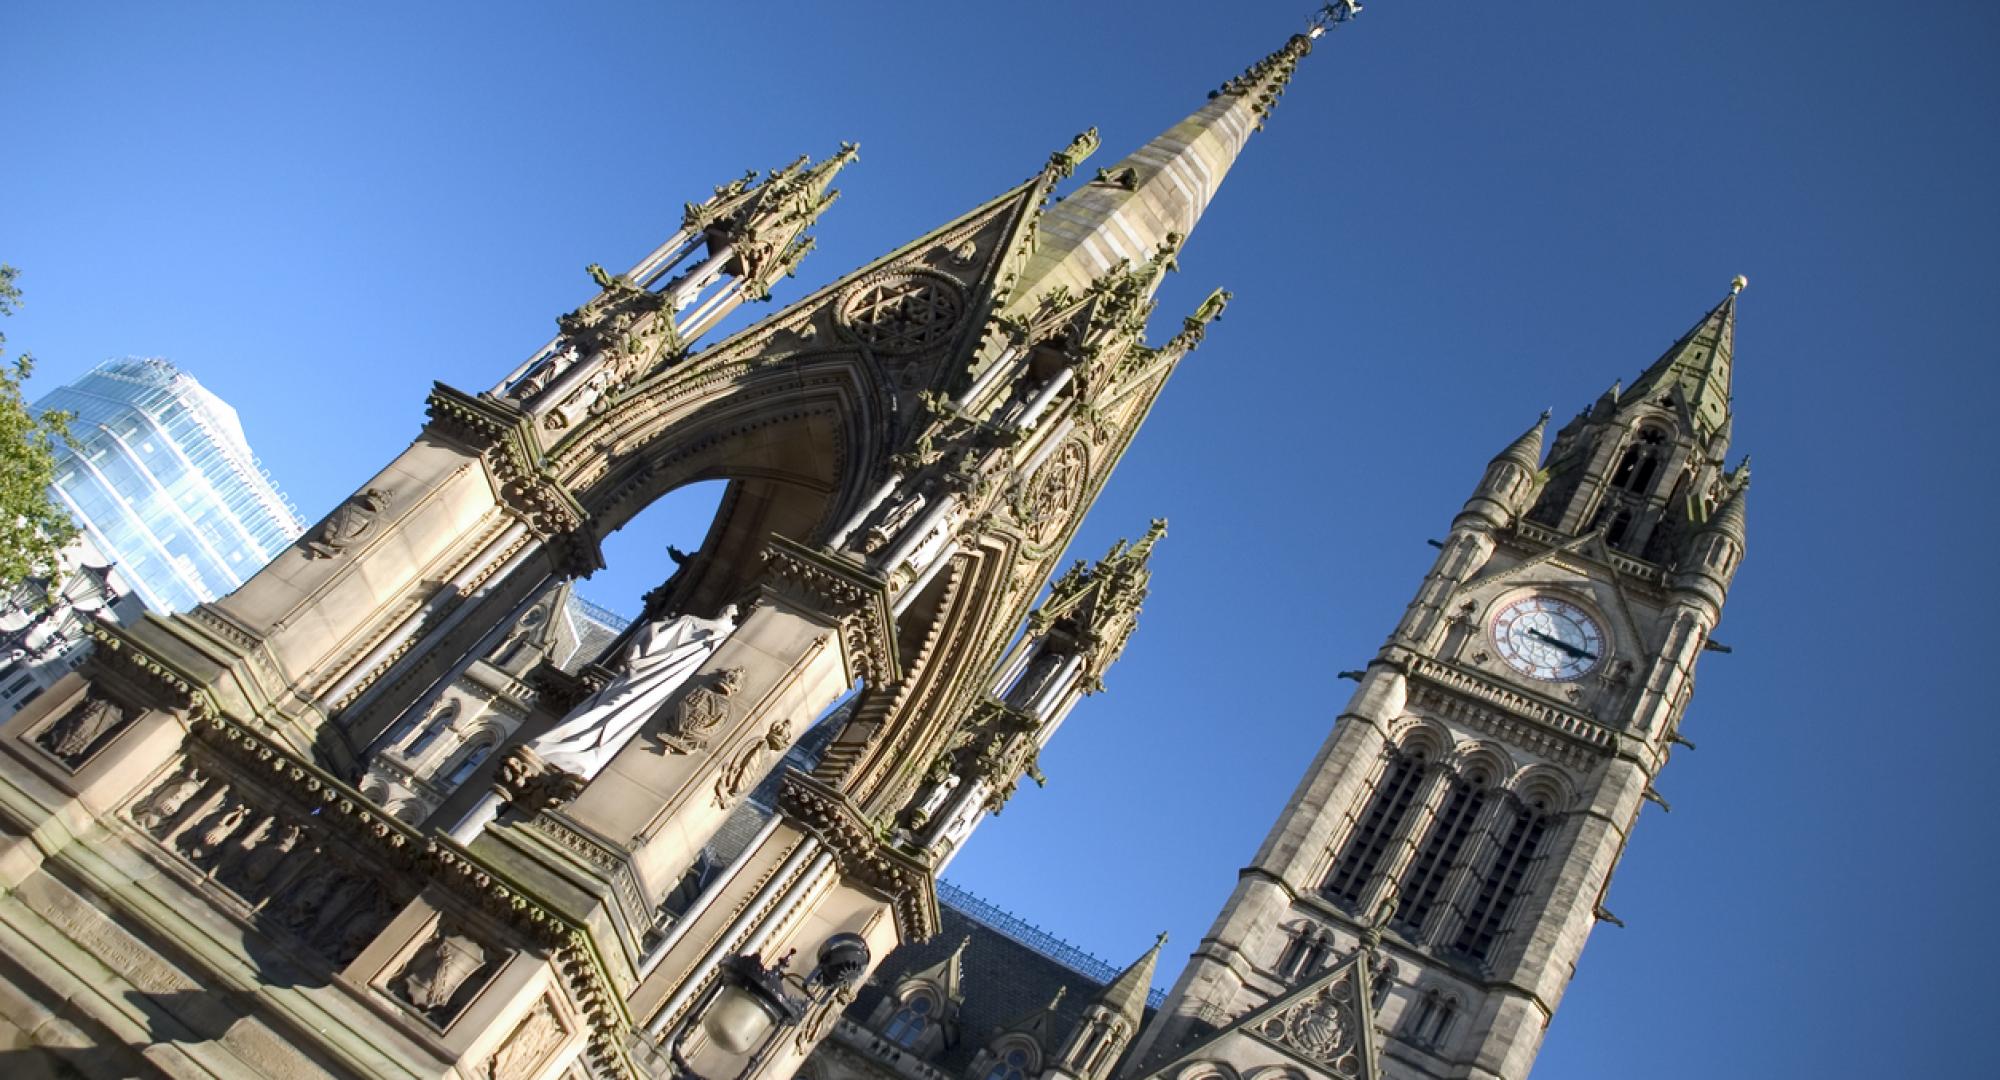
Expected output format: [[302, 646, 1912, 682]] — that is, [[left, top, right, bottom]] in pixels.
[[1126, 281, 1751, 1080]]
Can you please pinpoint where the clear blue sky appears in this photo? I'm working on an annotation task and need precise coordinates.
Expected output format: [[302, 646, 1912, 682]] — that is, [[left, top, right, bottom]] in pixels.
[[4, 3, 1994, 1076]]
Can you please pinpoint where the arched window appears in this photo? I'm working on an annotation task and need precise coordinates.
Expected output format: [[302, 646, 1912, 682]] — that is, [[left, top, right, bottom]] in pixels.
[[1395, 769, 1490, 936], [984, 1046, 1032, 1080], [1610, 429, 1667, 495], [1603, 508, 1635, 547], [883, 994, 934, 1047], [1451, 796, 1553, 963], [1405, 988, 1460, 1048], [1324, 748, 1428, 907], [444, 741, 494, 786], [1276, 924, 1332, 981], [402, 701, 457, 756]]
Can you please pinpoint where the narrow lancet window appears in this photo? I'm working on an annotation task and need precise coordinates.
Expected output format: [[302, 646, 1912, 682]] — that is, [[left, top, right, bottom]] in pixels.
[[1324, 749, 1427, 907], [1452, 800, 1552, 962], [1395, 772, 1489, 936]]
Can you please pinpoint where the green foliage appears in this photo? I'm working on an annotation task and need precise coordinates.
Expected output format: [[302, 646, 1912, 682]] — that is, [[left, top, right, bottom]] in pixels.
[[0, 264, 79, 587]]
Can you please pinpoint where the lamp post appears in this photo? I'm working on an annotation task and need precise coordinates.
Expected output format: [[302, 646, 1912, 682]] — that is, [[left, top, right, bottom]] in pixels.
[[668, 933, 871, 1080]]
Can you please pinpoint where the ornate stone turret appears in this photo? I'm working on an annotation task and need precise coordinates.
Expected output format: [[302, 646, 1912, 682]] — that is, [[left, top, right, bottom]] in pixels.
[[489, 145, 857, 422], [1457, 412, 1549, 532], [1670, 467, 1749, 612], [1049, 933, 1165, 1080]]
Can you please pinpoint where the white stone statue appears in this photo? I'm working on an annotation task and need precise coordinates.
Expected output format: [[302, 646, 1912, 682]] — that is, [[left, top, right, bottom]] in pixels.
[[528, 604, 739, 780]]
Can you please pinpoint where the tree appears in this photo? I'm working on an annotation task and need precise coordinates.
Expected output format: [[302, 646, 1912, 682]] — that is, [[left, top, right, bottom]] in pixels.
[[0, 264, 79, 588]]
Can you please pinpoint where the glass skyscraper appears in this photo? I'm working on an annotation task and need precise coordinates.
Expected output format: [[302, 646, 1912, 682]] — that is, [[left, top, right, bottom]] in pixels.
[[35, 358, 306, 615]]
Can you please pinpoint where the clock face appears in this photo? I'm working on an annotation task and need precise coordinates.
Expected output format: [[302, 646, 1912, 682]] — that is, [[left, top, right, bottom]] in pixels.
[[1490, 595, 1605, 682]]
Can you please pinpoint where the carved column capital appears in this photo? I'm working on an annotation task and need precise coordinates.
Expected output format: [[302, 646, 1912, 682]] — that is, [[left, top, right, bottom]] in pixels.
[[777, 771, 937, 940], [424, 383, 604, 578], [758, 537, 901, 686]]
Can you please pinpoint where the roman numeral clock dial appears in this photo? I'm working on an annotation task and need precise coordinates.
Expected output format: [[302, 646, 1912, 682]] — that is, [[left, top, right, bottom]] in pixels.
[[1491, 595, 1605, 682]]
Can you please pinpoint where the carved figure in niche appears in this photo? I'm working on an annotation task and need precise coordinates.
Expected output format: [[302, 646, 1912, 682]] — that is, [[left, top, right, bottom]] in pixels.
[[328, 891, 399, 967], [183, 802, 252, 866], [526, 605, 739, 781], [132, 767, 207, 833], [234, 822, 304, 891], [274, 868, 341, 934], [396, 929, 491, 1023], [306, 487, 393, 558]]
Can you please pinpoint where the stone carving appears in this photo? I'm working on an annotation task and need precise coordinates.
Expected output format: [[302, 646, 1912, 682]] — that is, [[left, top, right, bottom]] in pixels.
[[713, 718, 791, 809], [1257, 971, 1364, 1078], [1016, 440, 1088, 546], [131, 766, 209, 832], [394, 926, 493, 1026], [34, 692, 132, 768], [234, 822, 304, 890], [835, 271, 966, 355], [182, 801, 252, 866], [526, 606, 739, 780], [662, 664, 744, 755], [1043, 127, 1101, 183], [305, 487, 393, 558], [486, 995, 568, 1080]]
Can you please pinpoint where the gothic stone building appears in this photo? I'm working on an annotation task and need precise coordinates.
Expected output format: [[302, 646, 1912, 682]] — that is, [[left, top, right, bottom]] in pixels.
[[0, 9, 1745, 1080]]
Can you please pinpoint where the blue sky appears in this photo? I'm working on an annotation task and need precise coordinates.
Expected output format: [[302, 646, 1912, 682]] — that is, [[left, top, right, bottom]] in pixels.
[[4, 2, 1996, 1075]]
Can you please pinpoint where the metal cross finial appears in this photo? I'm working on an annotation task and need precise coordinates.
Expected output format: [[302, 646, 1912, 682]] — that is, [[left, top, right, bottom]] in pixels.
[[1309, 0, 1365, 37]]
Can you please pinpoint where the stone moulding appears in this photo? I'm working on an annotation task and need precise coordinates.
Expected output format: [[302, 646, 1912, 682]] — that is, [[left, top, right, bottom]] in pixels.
[[1406, 657, 1615, 771], [425, 383, 604, 579], [184, 713, 641, 1077], [777, 770, 937, 940], [759, 537, 901, 686]]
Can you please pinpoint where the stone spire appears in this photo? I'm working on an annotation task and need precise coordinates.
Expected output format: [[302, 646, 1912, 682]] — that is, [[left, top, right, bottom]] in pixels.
[[1623, 276, 1742, 440], [1094, 932, 1167, 1030], [1496, 410, 1550, 472], [1017, 12, 1357, 300], [1458, 412, 1549, 530], [682, 143, 861, 301]]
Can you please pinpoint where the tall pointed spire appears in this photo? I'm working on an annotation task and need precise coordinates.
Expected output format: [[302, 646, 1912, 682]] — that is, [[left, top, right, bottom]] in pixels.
[[1624, 276, 1742, 439], [1496, 410, 1550, 471], [1095, 932, 1168, 1029], [1017, 12, 1358, 300]]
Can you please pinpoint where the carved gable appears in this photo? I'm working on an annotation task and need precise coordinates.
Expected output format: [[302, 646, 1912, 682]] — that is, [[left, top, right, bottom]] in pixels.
[[1137, 952, 1381, 1080]]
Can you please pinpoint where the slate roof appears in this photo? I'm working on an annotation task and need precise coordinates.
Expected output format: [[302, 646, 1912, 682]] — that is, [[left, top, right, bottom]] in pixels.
[[842, 882, 1162, 1078], [555, 592, 630, 673]]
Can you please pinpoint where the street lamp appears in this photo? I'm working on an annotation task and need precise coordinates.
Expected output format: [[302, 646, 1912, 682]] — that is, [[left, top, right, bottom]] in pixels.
[[670, 932, 871, 1079]]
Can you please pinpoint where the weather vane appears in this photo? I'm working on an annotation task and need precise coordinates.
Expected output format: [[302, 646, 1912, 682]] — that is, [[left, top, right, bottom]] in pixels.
[[1309, 1, 1365, 37]]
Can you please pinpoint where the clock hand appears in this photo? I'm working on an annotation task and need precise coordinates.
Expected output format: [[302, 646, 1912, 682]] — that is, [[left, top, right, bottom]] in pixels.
[[1527, 628, 1598, 661]]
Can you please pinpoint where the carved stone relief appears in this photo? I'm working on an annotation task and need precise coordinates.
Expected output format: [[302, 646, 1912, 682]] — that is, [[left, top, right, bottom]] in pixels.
[[128, 759, 412, 971], [390, 922, 496, 1027], [1256, 972, 1365, 1078], [305, 487, 393, 558], [1016, 440, 1088, 546], [661, 666, 744, 755], [484, 994, 570, 1080], [834, 271, 966, 355], [32, 691, 133, 769]]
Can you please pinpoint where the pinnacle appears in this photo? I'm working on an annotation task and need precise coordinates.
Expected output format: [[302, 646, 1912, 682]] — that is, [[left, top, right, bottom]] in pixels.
[[1016, 19, 1350, 304], [1093, 932, 1168, 1027], [1495, 412, 1549, 470]]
